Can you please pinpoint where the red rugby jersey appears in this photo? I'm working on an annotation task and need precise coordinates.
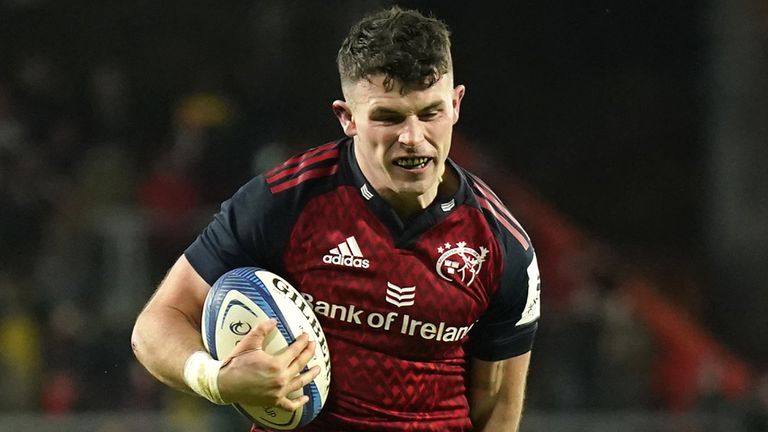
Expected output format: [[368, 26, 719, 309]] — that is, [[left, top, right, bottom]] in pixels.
[[185, 138, 540, 431]]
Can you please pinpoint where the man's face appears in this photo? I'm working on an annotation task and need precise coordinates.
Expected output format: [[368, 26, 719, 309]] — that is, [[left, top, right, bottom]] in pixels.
[[333, 74, 465, 203]]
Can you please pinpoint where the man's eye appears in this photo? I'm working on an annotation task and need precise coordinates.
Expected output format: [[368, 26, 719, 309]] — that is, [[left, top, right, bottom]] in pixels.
[[376, 116, 403, 124], [419, 111, 439, 121]]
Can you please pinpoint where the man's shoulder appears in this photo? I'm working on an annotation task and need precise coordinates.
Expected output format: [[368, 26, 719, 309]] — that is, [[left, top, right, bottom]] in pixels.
[[458, 168, 533, 256], [222, 139, 349, 219], [260, 138, 349, 196]]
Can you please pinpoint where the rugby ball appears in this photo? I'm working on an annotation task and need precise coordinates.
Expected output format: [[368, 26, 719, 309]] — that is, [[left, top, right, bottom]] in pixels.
[[201, 267, 330, 430]]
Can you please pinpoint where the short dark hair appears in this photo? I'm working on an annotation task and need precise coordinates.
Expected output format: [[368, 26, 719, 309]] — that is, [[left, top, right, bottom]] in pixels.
[[337, 6, 452, 94]]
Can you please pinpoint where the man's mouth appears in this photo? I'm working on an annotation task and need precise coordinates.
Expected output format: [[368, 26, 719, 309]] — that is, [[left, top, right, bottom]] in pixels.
[[393, 157, 432, 170]]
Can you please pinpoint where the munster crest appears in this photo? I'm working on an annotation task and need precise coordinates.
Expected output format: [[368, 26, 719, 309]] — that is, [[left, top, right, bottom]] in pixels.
[[435, 241, 488, 286]]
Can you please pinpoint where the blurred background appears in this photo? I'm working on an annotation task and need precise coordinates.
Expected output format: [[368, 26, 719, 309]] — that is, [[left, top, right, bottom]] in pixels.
[[1, 0, 767, 431]]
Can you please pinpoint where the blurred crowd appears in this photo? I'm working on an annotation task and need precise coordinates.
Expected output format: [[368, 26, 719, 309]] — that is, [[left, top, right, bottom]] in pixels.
[[0, 54, 255, 413], [0, 2, 767, 432]]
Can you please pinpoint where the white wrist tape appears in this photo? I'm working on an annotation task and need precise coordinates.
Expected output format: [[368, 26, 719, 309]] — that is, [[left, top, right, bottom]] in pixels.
[[183, 351, 226, 405]]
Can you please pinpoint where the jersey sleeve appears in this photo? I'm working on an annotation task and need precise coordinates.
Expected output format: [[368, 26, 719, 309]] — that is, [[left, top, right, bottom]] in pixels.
[[466, 238, 541, 361], [184, 175, 285, 286], [184, 140, 343, 286]]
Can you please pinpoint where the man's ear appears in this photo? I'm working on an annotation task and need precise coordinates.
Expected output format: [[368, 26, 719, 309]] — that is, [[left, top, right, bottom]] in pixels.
[[452, 85, 466, 125], [332, 100, 357, 137]]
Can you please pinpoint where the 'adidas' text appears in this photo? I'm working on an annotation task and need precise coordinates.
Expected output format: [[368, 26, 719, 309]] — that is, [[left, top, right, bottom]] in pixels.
[[322, 254, 370, 268], [322, 236, 370, 269]]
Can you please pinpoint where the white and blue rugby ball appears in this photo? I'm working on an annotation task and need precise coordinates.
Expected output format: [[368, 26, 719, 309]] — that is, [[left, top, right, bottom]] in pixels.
[[201, 267, 331, 430]]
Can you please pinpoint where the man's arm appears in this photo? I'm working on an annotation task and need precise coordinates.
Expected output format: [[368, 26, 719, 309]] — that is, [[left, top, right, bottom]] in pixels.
[[469, 352, 532, 432], [131, 255, 212, 392], [131, 255, 319, 410]]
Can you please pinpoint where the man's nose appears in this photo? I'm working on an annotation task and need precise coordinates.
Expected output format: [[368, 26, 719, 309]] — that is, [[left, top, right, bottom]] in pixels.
[[398, 116, 424, 146]]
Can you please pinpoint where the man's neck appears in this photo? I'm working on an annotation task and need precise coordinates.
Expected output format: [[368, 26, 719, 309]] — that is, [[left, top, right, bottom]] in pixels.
[[378, 164, 459, 220]]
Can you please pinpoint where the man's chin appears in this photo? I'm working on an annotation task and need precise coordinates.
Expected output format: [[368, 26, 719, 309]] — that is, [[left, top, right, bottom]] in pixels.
[[391, 181, 436, 198]]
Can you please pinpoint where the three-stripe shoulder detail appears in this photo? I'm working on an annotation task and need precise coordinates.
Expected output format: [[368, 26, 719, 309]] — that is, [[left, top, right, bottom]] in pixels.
[[265, 142, 340, 193], [467, 173, 531, 251]]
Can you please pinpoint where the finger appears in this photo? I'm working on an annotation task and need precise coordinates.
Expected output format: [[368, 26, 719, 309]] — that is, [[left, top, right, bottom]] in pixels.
[[231, 319, 276, 355], [275, 394, 310, 412], [287, 366, 321, 394], [276, 333, 310, 363], [287, 340, 316, 375]]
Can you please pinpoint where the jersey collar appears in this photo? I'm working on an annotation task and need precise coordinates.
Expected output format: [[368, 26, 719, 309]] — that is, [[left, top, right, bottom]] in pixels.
[[342, 137, 470, 245]]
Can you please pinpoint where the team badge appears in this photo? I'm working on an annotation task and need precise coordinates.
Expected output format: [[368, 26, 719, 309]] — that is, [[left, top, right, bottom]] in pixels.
[[436, 241, 488, 286]]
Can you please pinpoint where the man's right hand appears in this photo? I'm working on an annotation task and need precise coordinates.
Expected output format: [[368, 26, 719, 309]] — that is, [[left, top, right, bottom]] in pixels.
[[217, 319, 321, 411]]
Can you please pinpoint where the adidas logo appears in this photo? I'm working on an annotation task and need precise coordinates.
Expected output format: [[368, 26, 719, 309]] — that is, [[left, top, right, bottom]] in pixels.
[[322, 236, 370, 269]]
